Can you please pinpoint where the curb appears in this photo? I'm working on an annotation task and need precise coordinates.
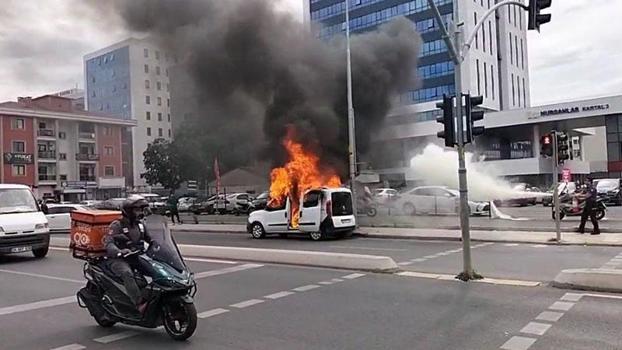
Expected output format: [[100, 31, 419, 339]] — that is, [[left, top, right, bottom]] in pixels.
[[552, 268, 622, 293]]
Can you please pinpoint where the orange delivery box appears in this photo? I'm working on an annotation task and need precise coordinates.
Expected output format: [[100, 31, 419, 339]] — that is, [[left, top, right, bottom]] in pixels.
[[70, 209, 121, 260]]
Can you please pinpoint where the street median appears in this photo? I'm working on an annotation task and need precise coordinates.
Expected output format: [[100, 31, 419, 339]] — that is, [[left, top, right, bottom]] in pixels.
[[553, 268, 622, 293]]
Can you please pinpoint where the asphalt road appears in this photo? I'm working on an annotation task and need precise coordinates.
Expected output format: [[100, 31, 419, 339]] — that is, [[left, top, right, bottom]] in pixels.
[[171, 231, 622, 282], [2, 249, 622, 350], [178, 204, 622, 232]]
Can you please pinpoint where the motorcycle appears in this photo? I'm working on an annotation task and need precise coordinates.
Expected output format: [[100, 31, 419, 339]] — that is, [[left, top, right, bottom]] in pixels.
[[356, 198, 378, 217], [231, 201, 255, 216], [77, 224, 198, 341], [551, 195, 607, 221]]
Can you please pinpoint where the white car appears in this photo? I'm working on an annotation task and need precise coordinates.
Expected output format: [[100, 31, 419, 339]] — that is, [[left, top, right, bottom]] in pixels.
[[0, 184, 50, 258], [139, 193, 167, 214], [178, 197, 198, 212], [373, 188, 398, 203], [247, 187, 355, 241], [46, 204, 87, 233], [394, 186, 489, 216]]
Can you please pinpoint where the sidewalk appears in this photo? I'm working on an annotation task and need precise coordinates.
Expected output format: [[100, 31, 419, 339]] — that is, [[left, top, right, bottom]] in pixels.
[[170, 223, 622, 246]]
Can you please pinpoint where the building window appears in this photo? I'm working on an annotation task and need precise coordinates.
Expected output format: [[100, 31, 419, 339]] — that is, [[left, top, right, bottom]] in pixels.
[[59, 174, 67, 181], [144, 48, 149, 58], [520, 39, 525, 70], [519, 8, 523, 29], [517, 78, 521, 107], [523, 77, 527, 107], [484, 62, 488, 98], [475, 60, 482, 96], [59, 153, 67, 160], [105, 146, 113, 156], [515, 35, 519, 67], [59, 131, 66, 139], [104, 126, 112, 136], [512, 74, 516, 106], [167, 98, 169, 107], [146, 111, 151, 120], [157, 81, 162, 90], [509, 33, 513, 65], [155, 51, 160, 60], [489, 21, 493, 54], [165, 68, 169, 77], [158, 128, 163, 137], [12, 141, 25, 153], [156, 66, 161, 75], [491, 65, 495, 100], [145, 80, 150, 89], [104, 166, 114, 176], [146, 96, 151, 105], [13, 165, 26, 176], [12, 118, 25, 130], [144, 64, 149, 73], [167, 114, 171, 122], [168, 129, 171, 138], [147, 127, 151, 136], [474, 13, 478, 49], [157, 113, 162, 121], [513, 5, 517, 27], [157, 97, 162, 106], [482, 22, 486, 53]]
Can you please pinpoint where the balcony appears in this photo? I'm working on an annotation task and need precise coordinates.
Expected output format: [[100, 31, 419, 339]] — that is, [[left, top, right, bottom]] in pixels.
[[38, 174, 57, 182], [37, 129, 55, 137], [79, 176, 97, 182], [76, 153, 100, 161], [79, 132, 96, 140], [38, 151, 56, 160]]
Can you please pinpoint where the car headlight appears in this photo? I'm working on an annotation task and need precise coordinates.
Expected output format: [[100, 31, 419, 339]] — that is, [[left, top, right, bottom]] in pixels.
[[35, 223, 49, 230]]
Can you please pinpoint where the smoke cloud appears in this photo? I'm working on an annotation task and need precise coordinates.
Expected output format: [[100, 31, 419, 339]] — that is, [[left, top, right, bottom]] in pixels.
[[100, 0, 421, 177]]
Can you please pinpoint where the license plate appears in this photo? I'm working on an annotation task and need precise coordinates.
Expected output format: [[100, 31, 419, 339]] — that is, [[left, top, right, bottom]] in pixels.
[[11, 246, 32, 253], [341, 219, 351, 224]]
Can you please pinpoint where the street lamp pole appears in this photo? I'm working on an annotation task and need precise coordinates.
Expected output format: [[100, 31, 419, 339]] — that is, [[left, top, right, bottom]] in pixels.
[[345, 0, 358, 212]]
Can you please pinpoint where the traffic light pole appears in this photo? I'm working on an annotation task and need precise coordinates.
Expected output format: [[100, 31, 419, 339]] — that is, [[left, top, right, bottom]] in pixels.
[[552, 132, 561, 243]]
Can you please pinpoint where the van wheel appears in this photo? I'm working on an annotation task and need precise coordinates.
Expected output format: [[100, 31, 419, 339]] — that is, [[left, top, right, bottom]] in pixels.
[[402, 203, 416, 216], [309, 231, 324, 241], [250, 223, 266, 239], [32, 246, 49, 258]]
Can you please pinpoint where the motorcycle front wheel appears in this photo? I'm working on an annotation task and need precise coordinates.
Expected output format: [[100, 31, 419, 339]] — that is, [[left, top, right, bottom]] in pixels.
[[595, 209, 606, 221], [367, 207, 377, 217], [162, 298, 197, 341]]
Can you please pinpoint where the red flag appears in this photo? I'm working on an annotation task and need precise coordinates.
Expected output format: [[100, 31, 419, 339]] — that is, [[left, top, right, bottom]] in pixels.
[[214, 157, 221, 194]]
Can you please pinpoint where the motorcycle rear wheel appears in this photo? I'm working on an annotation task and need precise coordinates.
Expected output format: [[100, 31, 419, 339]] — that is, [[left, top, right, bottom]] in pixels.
[[595, 209, 605, 221], [162, 299, 197, 341]]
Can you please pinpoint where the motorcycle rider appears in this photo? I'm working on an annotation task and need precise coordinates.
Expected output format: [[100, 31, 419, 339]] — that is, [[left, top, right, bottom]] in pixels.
[[105, 195, 153, 313], [577, 177, 601, 235]]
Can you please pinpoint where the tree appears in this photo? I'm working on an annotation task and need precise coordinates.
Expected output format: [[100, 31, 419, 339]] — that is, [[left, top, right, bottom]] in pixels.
[[142, 138, 184, 193]]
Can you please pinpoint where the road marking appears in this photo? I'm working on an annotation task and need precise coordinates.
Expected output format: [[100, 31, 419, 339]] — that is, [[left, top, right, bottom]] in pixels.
[[292, 284, 321, 292], [397, 271, 442, 279], [535, 311, 564, 322], [94, 330, 139, 344], [549, 301, 575, 311], [230, 299, 264, 309], [342, 273, 365, 279], [397, 262, 413, 266], [185, 257, 238, 264], [264, 291, 295, 299], [0, 269, 83, 284], [318, 281, 334, 285], [583, 293, 622, 300], [411, 258, 428, 262], [0, 296, 75, 316], [49, 246, 69, 251], [474, 278, 540, 287], [560, 293, 583, 302], [194, 263, 263, 279], [500, 336, 537, 350], [422, 255, 438, 259], [331, 278, 344, 283], [474, 242, 495, 248], [50, 344, 85, 350], [503, 243, 519, 247], [197, 308, 229, 318], [328, 245, 407, 252], [397, 271, 540, 287], [520, 322, 551, 336], [531, 244, 547, 248]]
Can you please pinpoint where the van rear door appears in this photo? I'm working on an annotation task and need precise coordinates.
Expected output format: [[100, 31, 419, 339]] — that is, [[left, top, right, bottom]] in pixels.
[[299, 190, 322, 233], [330, 191, 355, 229]]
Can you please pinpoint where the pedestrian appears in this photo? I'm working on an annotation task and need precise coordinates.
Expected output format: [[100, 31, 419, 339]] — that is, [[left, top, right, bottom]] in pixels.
[[168, 195, 182, 225], [576, 177, 600, 235]]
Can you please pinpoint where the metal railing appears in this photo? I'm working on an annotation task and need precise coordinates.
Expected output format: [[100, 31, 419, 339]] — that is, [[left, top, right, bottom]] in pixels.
[[37, 129, 55, 137], [79, 176, 96, 182], [76, 153, 100, 161], [38, 151, 56, 159], [38, 174, 57, 181], [79, 132, 96, 140]]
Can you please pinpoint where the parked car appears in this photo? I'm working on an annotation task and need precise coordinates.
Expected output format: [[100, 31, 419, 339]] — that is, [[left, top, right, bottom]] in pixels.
[[494, 183, 539, 207], [373, 188, 398, 204], [93, 197, 126, 210], [248, 187, 355, 241], [251, 191, 270, 210], [46, 204, 87, 233], [394, 186, 489, 216], [0, 184, 50, 258], [594, 178, 621, 206], [79, 200, 102, 207], [542, 182, 576, 206], [178, 197, 198, 212], [139, 193, 167, 214]]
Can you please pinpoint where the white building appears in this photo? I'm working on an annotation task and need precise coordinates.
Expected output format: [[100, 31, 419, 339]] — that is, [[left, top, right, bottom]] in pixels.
[[84, 38, 175, 191]]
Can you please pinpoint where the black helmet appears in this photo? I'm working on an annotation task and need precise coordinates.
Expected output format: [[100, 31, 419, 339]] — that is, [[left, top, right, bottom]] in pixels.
[[122, 195, 149, 221]]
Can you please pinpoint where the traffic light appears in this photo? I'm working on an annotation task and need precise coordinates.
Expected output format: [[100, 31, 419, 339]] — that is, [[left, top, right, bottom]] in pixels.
[[436, 95, 455, 147], [540, 133, 553, 157], [557, 131, 569, 164], [528, 0, 552, 31], [465, 94, 485, 144]]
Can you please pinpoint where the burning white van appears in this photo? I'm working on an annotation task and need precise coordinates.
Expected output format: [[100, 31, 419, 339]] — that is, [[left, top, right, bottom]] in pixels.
[[247, 187, 355, 241]]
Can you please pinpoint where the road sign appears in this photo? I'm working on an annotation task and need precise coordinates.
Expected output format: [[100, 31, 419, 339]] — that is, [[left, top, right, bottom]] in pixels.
[[562, 169, 571, 183]]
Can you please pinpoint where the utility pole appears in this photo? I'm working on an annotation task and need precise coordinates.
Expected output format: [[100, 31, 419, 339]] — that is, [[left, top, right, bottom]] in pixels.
[[345, 0, 358, 214], [552, 131, 561, 243]]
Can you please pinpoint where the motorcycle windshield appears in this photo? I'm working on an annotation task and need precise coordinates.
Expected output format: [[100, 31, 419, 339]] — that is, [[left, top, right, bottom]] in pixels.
[[146, 224, 186, 272]]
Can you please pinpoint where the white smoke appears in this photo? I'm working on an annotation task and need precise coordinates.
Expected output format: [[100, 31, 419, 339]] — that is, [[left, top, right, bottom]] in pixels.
[[409, 144, 544, 202]]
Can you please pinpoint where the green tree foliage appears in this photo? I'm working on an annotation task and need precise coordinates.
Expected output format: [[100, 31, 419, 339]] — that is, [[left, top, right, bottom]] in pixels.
[[141, 138, 184, 192]]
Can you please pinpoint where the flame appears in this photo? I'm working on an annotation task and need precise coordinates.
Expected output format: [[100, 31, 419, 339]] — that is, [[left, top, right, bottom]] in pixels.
[[269, 127, 341, 228]]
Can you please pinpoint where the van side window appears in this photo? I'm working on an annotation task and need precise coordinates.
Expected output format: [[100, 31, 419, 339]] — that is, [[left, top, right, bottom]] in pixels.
[[303, 192, 321, 208]]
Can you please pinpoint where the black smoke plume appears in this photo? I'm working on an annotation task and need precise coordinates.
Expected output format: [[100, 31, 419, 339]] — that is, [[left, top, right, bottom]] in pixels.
[[102, 0, 421, 178]]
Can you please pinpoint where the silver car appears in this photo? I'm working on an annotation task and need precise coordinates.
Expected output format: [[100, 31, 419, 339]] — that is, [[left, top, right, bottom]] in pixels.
[[394, 186, 489, 216]]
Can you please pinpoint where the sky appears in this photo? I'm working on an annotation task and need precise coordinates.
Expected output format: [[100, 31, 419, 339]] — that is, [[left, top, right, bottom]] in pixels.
[[0, 0, 619, 107]]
